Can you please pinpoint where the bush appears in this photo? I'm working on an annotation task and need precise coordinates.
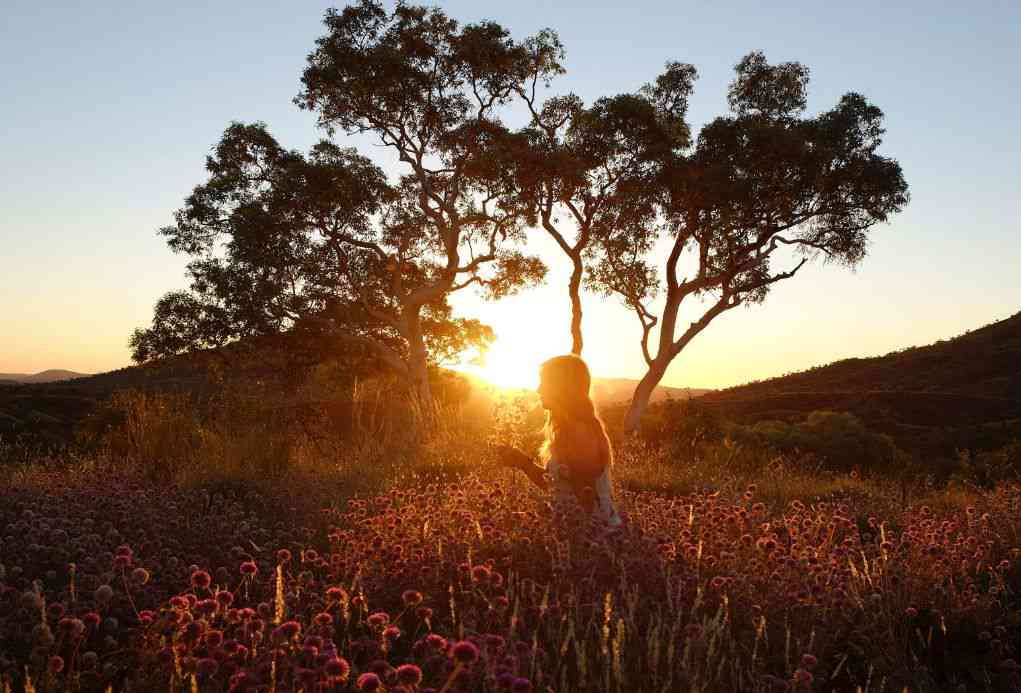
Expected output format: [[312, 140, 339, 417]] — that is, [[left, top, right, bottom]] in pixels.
[[727, 410, 903, 475], [956, 440, 1021, 488], [637, 398, 724, 452]]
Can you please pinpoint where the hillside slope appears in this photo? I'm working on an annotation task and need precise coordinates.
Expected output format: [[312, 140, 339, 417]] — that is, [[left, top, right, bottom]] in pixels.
[[707, 311, 1021, 401], [694, 311, 1021, 459]]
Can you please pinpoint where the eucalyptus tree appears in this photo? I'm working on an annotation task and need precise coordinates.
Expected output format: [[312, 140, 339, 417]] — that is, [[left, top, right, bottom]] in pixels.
[[136, 0, 565, 408], [586, 52, 910, 431], [511, 63, 694, 355], [294, 0, 564, 400], [130, 123, 499, 404]]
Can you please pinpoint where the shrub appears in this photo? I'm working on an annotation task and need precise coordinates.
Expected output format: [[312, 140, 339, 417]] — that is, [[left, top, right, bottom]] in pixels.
[[728, 410, 903, 475]]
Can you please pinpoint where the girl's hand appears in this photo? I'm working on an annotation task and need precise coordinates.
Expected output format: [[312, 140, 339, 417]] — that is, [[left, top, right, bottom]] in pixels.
[[492, 444, 530, 470]]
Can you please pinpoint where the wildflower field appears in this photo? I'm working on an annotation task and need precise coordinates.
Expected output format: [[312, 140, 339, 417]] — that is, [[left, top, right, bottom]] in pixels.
[[2, 463, 1020, 692], [1, 393, 1020, 693]]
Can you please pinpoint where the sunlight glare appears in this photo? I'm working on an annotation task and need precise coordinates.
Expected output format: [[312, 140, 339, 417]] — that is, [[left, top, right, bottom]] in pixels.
[[456, 324, 555, 391]]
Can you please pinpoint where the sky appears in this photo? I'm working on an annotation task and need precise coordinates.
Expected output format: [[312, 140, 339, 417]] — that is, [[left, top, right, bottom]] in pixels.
[[1, 1, 1019, 389]]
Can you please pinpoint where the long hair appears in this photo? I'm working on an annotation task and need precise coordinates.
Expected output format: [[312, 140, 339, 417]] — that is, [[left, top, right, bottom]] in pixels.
[[538, 355, 612, 477]]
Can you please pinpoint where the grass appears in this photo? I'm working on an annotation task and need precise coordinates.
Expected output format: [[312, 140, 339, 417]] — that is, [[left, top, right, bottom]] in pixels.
[[1, 385, 1020, 692]]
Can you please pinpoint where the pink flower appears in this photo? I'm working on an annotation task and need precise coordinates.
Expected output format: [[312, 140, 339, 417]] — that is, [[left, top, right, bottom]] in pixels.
[[511, 678, 532, 693], [451, 640, 480, 664], [402, 589, 423, 606], [196, 658, 219, 677], [324, 656, 350, 678], [367, 611, 390, 628], [357, 672, 382, 691], [191, 570, 212, 590], [396, 663, 423, 685]]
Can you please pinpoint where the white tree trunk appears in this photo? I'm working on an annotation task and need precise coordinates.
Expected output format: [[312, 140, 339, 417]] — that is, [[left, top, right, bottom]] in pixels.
[[623, 359, 668, 433]]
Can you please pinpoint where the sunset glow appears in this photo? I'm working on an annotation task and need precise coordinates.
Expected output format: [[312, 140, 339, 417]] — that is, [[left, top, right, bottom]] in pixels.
[[456, 328, 548, 390]]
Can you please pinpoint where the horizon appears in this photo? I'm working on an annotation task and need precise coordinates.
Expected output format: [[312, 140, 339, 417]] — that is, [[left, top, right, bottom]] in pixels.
[[2, 1, 1020, 389], [5, 306, 1016, 392]]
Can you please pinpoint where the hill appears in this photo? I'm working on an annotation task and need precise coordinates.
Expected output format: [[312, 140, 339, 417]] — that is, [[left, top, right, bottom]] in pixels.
[[0, 369, 90, 383], [0, 331, 355, 448], [590, 378, 711, 406], [692, 310, 1021, 461]]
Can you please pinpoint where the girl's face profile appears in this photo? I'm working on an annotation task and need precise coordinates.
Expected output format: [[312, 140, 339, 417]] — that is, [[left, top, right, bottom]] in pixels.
[[537, 371, 553, 410]]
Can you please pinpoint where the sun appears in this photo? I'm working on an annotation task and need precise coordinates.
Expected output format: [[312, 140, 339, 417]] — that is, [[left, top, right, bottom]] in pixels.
[[455, 327, 553, 391]]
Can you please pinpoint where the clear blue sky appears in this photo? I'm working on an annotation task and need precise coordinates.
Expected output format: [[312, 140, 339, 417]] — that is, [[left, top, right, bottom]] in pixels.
[[2, 1, 1019, 387]]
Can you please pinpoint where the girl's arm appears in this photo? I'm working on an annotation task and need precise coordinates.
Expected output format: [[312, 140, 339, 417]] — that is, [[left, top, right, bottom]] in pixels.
[[493, 445, 549, 492], [518, 459, 550, 492]]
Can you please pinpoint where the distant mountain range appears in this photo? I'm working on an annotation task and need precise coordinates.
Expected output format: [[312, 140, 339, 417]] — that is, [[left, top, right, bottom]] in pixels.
[[0, 369, 89, 384], [590, 378, 712, 406]]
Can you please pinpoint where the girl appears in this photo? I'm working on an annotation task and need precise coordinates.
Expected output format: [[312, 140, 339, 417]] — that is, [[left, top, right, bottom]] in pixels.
[[495, 354, 623, 529]]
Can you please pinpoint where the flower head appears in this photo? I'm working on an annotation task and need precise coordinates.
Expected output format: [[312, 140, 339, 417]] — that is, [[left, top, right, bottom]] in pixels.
[[452, 640, 480, 664], [324, 656, 350, 678], [396, 663, 423, 685], [191, 570, 212, 590], [356, 672, 382, 691]]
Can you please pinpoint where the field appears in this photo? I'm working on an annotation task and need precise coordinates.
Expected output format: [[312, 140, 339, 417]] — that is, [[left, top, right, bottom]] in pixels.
[[2, 380, 1021, 693]]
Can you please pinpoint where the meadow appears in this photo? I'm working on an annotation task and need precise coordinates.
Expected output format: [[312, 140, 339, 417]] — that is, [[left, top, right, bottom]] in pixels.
[[1, 374, 1020, 693]]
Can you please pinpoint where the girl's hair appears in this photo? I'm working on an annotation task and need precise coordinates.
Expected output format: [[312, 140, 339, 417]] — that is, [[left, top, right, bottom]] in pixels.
[[538, 354, 612, 476]]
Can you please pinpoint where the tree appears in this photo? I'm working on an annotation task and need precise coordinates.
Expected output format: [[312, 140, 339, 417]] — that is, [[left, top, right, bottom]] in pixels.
[[131, 123, 503, 406], [294, 0, 562, 398], [509, 63, 693, 354], [586, 52, 909, 431]]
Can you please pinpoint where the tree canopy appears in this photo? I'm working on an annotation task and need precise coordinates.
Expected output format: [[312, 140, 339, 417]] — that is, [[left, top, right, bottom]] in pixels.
[[584, 52, 909, 430], [134, 1, 565, 405]]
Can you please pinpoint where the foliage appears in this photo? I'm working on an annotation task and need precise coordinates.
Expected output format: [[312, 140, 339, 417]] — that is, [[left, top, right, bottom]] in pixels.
[[633, 397, 725, 451], [507, 62, 690, 354], [574, 51, 909, 429], [129, 123, 503, 403], [136, 0, 574, 404], [956, 440, 1021, 489], [726, 410, 902, 475]]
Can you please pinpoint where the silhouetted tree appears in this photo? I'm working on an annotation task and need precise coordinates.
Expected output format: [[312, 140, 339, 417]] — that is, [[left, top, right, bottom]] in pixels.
[[587, 52, 909, 431], [135, 1, 564, 408], [131, 123, 502, 406], [510, 63, 692, 354], [293, 0, 563, 399]]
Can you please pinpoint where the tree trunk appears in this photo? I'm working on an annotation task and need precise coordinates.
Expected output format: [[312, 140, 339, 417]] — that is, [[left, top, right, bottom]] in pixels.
[[568, 255, 584, 355], [623, 359, 668, 434], [404, 310, 435, 421]]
